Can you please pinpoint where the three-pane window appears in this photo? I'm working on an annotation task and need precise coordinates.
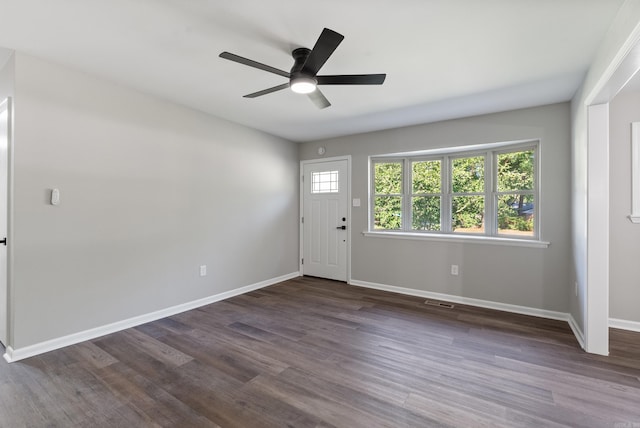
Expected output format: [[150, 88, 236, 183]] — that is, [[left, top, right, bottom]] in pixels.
[[371, 142, 538, 239]]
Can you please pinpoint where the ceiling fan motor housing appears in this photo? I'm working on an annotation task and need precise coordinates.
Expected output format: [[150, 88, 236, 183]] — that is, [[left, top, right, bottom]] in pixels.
[[291, 47, 316, 82]]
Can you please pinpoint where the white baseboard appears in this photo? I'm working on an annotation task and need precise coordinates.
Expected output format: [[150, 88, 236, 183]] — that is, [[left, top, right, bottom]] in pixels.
[[352, 279, 635, 350], [567, 314, 585, 350], [349, 279, 596, 350], [4, 271, 300, 363], [610, 317, 640, 332], [350, 279, 570, 322]]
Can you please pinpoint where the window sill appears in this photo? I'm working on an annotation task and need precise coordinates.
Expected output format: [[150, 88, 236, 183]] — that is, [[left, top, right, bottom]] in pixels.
[[362, 231, 550, 248]]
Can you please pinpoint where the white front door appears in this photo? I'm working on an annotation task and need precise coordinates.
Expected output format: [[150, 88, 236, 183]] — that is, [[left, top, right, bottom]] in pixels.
[[302, 159, 349, 281], [0, 99, 9, 346]]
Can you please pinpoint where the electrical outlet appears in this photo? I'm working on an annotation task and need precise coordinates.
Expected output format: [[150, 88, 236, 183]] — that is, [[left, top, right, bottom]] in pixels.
[[451, 264, 459, 276], [200, 265, 207, 277]]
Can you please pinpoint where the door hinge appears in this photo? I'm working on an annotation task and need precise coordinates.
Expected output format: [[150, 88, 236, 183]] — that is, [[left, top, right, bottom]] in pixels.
[[301, 217, 304, 223], [301, 258, 304, 265]]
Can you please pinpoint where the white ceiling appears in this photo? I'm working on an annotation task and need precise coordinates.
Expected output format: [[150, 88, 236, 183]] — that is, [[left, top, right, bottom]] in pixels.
[[0, 0, 626, 142]]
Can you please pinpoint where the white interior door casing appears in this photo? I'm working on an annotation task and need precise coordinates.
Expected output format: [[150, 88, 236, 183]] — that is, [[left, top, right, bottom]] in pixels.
[[302, 159, 349, 282], [0, 98, 9, 346]]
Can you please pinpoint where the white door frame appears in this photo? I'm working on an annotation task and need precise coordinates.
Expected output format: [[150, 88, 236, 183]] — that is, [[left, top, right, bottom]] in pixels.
[[0, 97, 12, 353], [300, 155, 352, 283], [582, 30, 640, 355], [585, 103, 609, 355]]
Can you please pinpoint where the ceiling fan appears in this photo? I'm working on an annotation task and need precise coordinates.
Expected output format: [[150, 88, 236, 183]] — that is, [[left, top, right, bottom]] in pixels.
[[219, 28, 386, 109]]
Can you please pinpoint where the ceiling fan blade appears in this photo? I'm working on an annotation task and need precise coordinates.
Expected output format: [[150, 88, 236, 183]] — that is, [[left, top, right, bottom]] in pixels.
[[243, 83, 290, 98], [301, 28, 344, 76], [317, 74, 386, 85], [307, 89, 331, 109], [220, 52, 290, 78]]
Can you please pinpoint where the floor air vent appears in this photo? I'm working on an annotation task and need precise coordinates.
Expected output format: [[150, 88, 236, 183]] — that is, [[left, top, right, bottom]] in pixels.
[[424, 300, 455, 309]]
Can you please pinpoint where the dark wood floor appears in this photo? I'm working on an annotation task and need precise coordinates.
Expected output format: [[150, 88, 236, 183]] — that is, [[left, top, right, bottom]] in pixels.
[[1, 276, 639, 427]]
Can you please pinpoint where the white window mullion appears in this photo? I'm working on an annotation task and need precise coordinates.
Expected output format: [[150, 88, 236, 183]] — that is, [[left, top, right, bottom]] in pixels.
[[443, 155, 452, 232], [404, 158, 411, 231], [486, 151, 496, 236]]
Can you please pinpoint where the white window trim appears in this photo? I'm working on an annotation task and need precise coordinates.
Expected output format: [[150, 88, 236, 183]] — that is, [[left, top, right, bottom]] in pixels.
[[362, 230, 550, 248], [368, 139, 545, 245]]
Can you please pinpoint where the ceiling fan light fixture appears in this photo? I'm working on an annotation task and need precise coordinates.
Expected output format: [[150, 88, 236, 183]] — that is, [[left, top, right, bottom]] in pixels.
[[290, 76, 317, 94], [220, 28, 386, 108]]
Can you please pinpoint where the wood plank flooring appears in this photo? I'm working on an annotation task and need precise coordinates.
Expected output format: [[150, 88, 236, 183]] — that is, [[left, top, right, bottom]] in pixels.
[[1, 276, 639, 427]]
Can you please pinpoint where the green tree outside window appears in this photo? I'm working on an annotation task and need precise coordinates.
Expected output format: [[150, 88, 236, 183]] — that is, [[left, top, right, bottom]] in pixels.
[[374, 162, 402, 229]]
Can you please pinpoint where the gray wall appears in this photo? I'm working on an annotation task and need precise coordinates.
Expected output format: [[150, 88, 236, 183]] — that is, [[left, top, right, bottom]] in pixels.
[[10, 53, 299, 349], [300, 103, 572, 312], [609, 90, 640, 323], [0, 52, 14, 100]]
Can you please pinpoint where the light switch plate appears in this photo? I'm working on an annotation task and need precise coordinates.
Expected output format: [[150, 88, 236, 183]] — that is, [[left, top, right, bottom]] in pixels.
[[51, 188, 60, 205]]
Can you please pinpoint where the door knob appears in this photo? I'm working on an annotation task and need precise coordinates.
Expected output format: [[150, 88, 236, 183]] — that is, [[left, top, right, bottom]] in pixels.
[[336, 225, 346, 230]]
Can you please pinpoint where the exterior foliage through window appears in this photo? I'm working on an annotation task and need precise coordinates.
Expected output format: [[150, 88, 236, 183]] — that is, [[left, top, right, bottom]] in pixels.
[[371, 141, 538, 239]]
